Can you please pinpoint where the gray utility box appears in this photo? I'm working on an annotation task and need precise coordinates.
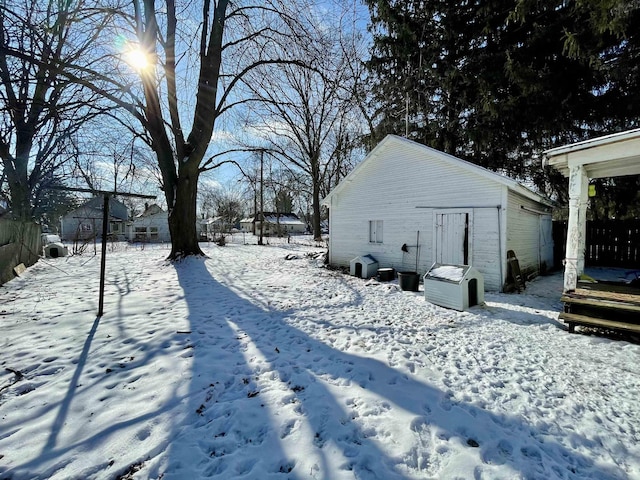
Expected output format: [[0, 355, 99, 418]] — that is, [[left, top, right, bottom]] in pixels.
[[350, 254, 379, 279], [424, 263, 484, 311]]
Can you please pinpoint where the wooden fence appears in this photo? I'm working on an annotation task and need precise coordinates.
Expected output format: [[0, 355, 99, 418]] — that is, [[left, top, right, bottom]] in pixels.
[[553, 220, 640, 269], [0, 219, 42, 285]]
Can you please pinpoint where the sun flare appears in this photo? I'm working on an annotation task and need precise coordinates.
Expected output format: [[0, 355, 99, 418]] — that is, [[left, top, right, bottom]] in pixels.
[[126, 48, 150, 71]]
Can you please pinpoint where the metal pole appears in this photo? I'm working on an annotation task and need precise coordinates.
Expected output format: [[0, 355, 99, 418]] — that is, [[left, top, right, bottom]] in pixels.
[[253, 182, 257, 235], [259, 150, 264, 245], [98, 194, 109, 317], [45, 187, 155, 315]]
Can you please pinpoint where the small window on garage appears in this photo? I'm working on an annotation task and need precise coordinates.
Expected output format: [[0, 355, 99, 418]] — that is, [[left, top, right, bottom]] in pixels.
[[369, 220, 383, 243]]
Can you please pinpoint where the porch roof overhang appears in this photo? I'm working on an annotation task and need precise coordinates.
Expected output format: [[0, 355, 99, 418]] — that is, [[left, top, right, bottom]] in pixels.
[[543, 128, 640, 178], [543, 128, 640, 293]]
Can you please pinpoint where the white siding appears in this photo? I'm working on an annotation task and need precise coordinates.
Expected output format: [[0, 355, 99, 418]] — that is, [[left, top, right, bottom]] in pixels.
[[328, 141, 506, 290], [539, 215, 554, 273], [466, 205, 504, 291], [129, 212, 170, 242], [61, 207, 101, 241], [505, 191, 553, 278]]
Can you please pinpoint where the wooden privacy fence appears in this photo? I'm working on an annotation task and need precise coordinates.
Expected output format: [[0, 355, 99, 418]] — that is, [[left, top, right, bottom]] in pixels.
[[0, 219, 41, 285], [553, 220, 640, 269]]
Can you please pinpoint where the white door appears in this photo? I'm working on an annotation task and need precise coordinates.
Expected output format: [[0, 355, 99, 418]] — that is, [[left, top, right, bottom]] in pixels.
[[435, 211, 470, 265]]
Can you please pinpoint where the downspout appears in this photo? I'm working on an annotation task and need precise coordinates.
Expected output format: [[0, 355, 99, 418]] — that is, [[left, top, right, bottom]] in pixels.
[[497, 205, 503, 291], [328, 195, 334, 264], [415, 230, 420, 272]]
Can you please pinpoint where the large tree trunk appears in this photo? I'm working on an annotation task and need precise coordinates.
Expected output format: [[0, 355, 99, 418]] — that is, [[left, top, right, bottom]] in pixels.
[[166, 161, 204, 259], [4, 139, 32, 221], [6, 174, 30, 221]]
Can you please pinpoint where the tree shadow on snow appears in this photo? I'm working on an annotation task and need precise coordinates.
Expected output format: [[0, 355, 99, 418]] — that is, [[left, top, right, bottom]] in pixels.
[[476, 303, 565, 328], [167, 258, 623, 480], [41, 315, 102, 453]]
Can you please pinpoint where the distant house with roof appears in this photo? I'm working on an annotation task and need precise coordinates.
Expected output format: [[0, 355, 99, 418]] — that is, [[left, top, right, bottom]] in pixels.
[[239, 216, 255, 233], [241, 212, 306, 236], [199, 215, 240, 240], [60, 197, 128, 241], [127, 203, 170, 242]]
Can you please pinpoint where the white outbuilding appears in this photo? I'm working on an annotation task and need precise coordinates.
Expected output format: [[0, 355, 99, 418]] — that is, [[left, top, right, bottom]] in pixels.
[[322, 135, 554, 291]]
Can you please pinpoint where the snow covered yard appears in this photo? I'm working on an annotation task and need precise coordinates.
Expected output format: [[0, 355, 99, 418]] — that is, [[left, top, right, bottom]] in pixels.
[[1, 242, 639, 480]]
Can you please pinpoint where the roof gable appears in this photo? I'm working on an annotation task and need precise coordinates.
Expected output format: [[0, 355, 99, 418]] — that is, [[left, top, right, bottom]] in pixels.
[[323, 135, 551, 206], [201, 216, 223, 225], [262, 213, 305, 225], [138, 204, 164, 217], [70, 196, 129, 220], [544, 128, 640, 178]]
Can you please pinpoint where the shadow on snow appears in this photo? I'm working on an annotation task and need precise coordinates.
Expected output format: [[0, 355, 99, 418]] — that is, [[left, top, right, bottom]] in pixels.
[[165, 257, 619, 480], [2, 252, 621, 479]]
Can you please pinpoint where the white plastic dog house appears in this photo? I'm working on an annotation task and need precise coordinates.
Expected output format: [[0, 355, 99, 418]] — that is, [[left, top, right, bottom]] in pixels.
[[350, 255, 379, 279], [424, 263, 484, 311], [44, 243, 68, 258]]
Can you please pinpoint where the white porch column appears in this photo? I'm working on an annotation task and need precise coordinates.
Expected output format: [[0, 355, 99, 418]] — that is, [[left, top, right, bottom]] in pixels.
[[564, 165, 589, 292]]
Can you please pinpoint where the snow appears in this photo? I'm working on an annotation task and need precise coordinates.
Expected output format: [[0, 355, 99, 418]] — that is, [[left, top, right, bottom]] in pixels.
[[1, 241, 640, 480], [425, 265, 465, 283]]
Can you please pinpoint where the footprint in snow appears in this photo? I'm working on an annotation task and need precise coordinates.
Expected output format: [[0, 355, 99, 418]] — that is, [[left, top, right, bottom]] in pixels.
[[280, 419, 297, 439]]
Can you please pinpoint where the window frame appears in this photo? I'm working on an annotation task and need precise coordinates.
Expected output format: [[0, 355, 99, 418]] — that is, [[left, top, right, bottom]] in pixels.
[[369, 220, 383, 244]]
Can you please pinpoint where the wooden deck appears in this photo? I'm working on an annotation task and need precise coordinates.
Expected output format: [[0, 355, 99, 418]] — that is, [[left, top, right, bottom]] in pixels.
[[560, 282, 640, 334]]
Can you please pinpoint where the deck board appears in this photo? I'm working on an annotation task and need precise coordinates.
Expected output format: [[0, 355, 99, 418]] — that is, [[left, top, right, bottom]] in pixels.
[[561, 281, 640, 335], [573, 282, 640, 303], [561, 295, 640, 313], [560, 312, 640, 334]]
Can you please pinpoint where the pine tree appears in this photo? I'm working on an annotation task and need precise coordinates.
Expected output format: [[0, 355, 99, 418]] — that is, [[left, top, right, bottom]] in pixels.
[[365, 0, 639, 191]]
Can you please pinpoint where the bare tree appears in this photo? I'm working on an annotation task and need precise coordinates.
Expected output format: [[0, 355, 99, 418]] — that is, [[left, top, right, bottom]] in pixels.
[[2, 0, 364, 254], [243, 8, 366, 239], [70, 122, 153, 195], [198, 182, 243, 237], [0, 0, 117, 221], [214, 188, 244, 233], [72, 0, 315, 259]]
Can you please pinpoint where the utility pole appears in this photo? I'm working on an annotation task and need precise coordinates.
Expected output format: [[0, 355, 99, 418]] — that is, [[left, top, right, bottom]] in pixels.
[[259, 149, 264, 245], [253, 187, 257, 236]]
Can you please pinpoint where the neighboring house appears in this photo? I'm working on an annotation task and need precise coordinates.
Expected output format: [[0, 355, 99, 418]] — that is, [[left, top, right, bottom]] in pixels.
[[128, 204, 170, 243], [322, 135, 554, 291], [240, 216, 255, 233], [199, 216, 229, 240], [61, 196, 128, 241], [242, 212, 306, 236]]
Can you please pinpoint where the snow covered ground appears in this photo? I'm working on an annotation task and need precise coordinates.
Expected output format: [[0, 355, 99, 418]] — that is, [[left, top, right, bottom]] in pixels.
[[1, 241, 639, 480]]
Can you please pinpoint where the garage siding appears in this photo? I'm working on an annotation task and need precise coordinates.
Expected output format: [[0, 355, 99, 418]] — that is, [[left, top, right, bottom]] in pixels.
[[325, 136, 553, 292], [328, 141, 505, 290], [505, 191, 554, 278]]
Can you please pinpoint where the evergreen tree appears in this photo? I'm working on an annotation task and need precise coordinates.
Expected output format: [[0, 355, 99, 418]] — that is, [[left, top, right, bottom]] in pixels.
[[365, 0, 639, 191]]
